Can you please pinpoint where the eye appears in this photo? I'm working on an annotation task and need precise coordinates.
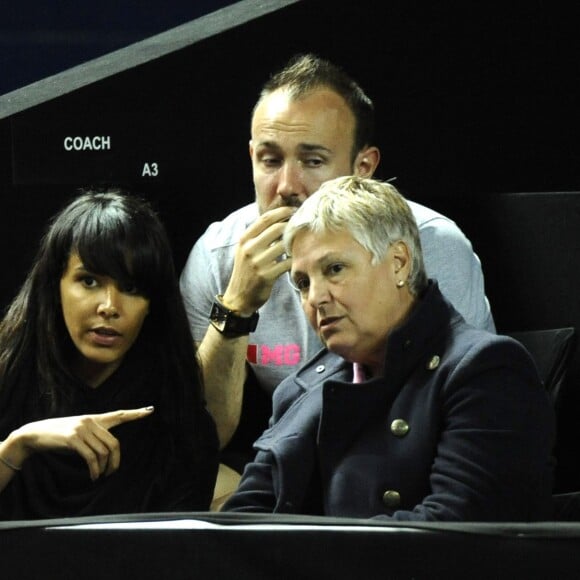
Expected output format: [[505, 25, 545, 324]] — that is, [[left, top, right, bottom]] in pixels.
[[301, 156, 324, 168], [119, 281, 140, 295], [259, 154, 281, 168], [80, 275, 98, 288], [292, 275, 310, 294], [326, 263, 345, 277]]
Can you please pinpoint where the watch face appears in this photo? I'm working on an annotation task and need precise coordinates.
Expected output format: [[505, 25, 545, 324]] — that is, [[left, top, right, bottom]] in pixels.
[[209, 303, 227, 331], [209, 299, 259, 336], [210, 302, 226, 321]]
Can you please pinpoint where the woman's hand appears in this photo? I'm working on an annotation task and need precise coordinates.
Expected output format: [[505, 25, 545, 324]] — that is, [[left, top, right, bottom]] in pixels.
[[1, 407, 154, 481]]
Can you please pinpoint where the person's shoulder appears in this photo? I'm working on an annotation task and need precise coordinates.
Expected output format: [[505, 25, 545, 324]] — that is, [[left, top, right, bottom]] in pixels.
[[198, 202, 258, 250], [407, 200, 457, 229], [407, 200, 472, 249], [445, 322, 540, 383]]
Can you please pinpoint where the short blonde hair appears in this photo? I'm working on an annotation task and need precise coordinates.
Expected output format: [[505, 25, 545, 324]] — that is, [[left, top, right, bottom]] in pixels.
[[284, 176, 428, 296]]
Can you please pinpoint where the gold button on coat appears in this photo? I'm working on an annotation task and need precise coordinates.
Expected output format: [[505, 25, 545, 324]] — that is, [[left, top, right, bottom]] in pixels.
[[382, 490, 401, 508], [427, 355, 440, 370], [390, 419, 410, 437]]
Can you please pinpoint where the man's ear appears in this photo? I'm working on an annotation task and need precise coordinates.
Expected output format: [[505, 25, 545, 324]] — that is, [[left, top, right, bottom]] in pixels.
[[248, 139, 254, 160], [353, 146, 380, 178]]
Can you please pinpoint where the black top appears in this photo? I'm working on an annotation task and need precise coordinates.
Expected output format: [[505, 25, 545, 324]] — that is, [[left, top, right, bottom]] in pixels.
[[0, 348, 218, 519]]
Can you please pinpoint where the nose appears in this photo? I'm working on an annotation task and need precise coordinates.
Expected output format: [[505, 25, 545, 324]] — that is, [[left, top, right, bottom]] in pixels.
[[306, 275, 330, 311], [97, 285, 120, 318], [276, 161, 305, 205]]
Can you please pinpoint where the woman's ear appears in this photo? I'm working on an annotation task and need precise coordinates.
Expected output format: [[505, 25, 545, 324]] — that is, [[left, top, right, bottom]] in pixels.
[[391, 241, 411, 277], [353, 146, 380, 178]]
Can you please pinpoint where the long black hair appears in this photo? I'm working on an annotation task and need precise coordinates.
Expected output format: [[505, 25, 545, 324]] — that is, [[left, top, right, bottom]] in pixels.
[[0, 190, 203, 429]]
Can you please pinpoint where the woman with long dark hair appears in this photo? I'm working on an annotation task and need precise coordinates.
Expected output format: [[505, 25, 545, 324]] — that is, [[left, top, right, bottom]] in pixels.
[[0, 190, 218, 518]]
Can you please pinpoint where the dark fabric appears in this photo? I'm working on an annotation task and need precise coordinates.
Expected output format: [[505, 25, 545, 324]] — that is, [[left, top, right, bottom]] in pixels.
[[224, 282, 556, 521], [0, 348, 218, 519], [553, 492, 580, 521], [505, 327, 576, 407]]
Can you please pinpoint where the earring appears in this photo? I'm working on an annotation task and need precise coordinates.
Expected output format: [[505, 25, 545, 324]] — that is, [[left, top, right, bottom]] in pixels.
[[396, 280, 406, 288]]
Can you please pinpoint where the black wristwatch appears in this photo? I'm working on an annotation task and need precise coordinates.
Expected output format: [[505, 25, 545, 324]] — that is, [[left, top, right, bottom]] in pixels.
[[209, 295, 259, 337]]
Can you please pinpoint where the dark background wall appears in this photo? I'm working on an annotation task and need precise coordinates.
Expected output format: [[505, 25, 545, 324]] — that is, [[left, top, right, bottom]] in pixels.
[[1, 0, 580, 489], [2, 1, 579, 281], [2, 1, 579, 308], [1, 0, 233, 96]]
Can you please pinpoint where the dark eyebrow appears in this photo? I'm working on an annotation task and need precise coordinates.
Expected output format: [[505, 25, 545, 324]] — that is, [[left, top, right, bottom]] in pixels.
[[254, 140, 280, 150], [255, 141, 333, 155], [297, 143, 333, 155]]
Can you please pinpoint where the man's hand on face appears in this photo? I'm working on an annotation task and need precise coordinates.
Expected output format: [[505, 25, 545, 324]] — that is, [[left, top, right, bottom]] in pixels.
[[223, 206, 296, 315]]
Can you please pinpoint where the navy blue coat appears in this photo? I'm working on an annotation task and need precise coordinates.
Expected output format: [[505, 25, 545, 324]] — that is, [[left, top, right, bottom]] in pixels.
[[224, 282, 556, 521]]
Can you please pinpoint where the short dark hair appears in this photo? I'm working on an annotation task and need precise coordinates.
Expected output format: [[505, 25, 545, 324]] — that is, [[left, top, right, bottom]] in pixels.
[[255, 53, 375, 163]]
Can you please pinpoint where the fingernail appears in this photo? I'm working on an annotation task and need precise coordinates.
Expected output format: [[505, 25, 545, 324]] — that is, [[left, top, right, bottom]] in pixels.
[[145, 406, 154, 412]]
